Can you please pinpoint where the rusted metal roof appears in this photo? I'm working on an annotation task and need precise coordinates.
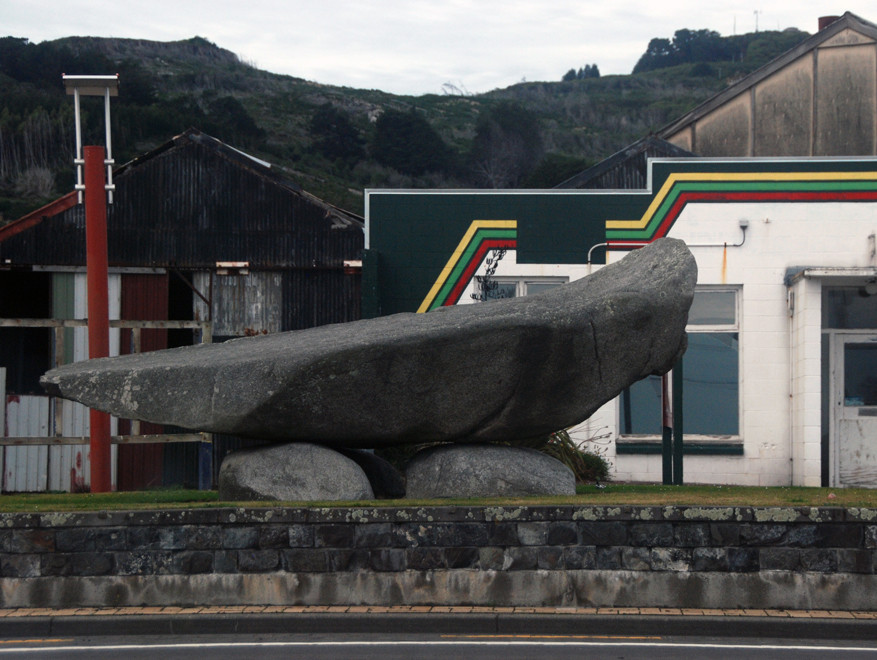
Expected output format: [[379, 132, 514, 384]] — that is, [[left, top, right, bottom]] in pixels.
[[0, 192, 78, 244]]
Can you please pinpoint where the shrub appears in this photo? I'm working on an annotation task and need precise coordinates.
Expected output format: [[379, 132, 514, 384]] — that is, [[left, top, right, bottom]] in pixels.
[[515, 428, 611, 484]]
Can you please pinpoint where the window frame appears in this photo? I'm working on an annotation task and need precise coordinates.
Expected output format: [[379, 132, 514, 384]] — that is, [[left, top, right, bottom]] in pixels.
[[616, 285, 742, 448], [476, 276, 569, 300]]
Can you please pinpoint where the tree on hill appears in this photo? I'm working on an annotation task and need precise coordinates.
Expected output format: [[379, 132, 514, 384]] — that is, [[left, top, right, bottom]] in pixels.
[[632, 27, 809, 73], [562, 64, 600, 81], [371, 108, 454, 176], [309, 104, 364, 163], [744, 29, 812, 68], [202, 94, 264, 146], [522, 153, 591, 188], [469, 101, 543, 188]]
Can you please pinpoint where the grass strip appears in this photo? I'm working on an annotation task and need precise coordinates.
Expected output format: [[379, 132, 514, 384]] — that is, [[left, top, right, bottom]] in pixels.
[[0, 484, 874, 513]]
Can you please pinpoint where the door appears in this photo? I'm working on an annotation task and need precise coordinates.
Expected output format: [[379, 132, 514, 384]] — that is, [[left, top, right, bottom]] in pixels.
[[832, 333, 877, 487]]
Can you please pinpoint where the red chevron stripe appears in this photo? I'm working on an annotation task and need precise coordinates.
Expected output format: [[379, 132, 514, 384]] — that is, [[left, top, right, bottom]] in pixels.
[[627, 189, 877, 245], [444, 238, 517, 306]]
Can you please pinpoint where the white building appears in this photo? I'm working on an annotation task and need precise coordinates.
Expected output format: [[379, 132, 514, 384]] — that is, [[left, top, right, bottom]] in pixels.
[[366, 157, 877, 488]]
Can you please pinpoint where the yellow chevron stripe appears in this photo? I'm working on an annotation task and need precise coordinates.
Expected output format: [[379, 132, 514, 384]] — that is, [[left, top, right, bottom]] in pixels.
[[417, 219, 517, 313], [606, 170, 877, 230]]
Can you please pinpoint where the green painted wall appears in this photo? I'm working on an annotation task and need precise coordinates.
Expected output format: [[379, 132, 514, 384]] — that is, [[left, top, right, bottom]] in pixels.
[[365, 159, 877, 316], [365, 191, 618, 315]]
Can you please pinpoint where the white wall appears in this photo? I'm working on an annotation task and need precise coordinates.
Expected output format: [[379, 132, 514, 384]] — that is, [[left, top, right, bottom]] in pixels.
[[662, 202, 876, 485], [462, 200, 877, 486]]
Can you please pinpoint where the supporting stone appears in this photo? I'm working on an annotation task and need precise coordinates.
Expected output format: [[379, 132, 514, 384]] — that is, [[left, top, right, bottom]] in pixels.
[[218, 443, 374, 502], [405, 443, 575, 498]]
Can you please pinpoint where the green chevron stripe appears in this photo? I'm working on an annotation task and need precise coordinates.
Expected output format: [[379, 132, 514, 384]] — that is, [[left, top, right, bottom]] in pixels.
[[433, 228, 517, 307]]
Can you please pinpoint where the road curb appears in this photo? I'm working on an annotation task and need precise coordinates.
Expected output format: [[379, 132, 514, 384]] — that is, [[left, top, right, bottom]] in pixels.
[[1, 611, 875, 640]]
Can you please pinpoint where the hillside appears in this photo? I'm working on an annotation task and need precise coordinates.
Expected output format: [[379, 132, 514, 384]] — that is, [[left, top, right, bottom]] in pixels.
[[0, 28, 808, 223]]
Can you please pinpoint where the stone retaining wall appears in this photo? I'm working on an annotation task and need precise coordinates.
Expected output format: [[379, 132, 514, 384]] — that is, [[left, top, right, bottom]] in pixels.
[[2, 505, 876, 610]]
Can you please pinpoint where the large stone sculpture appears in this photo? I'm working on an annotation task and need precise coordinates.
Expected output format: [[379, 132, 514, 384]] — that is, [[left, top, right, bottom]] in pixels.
[[41, 238, 696, 500], [42, 239, 696, 443]]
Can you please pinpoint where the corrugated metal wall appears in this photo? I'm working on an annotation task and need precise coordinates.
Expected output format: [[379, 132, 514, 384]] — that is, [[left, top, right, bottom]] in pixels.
[[51, 273, 119, 492], [2, 397, 118, 493], [3, 396, 49, 492], [192, 269, 361, 336], [51, 273, 89, 491], [282, 269, 361, 330], [1, 273, 120, 493], [117, 273, 168, 490], [54, 400, 91, 492]]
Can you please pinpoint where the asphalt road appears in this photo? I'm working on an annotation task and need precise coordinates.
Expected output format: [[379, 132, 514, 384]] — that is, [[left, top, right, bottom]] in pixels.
[[2, 634, 877, 659]]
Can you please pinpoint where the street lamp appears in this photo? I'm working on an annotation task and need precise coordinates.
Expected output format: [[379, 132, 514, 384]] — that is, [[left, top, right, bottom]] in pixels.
[[62, 73, 119, 493]]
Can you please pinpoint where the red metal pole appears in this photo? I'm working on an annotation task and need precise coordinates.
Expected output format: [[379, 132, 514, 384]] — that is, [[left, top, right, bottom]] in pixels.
[[84, 145, 112, 492]]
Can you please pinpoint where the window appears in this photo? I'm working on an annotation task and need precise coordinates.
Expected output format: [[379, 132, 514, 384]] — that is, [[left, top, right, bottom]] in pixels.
[[476, 277, 567, 301], [620, 287, 740, 437], [843, 343, 877, 406], [822, 287, 877, 329]]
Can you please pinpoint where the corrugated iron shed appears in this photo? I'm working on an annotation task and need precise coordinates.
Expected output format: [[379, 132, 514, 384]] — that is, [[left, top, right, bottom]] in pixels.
[[0, 128, 365, 491], [0, 128, 364, 269]]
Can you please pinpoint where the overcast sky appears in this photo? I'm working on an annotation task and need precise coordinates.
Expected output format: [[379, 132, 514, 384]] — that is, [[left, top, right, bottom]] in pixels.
[[3, 1, 874, 95]]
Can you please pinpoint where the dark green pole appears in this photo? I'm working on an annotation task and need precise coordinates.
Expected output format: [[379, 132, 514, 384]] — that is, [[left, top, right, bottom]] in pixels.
[[672, 357, 684, 485], [622, 386, 633, 438]]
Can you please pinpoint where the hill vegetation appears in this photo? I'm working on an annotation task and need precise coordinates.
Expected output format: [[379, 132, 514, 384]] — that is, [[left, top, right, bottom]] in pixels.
[[0, 27, 809, 223]]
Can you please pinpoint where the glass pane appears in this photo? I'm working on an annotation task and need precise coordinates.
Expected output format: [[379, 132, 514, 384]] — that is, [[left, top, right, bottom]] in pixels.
[[683, 333, 739, 434], [844, 343, 877, 406], [525, 281, 564, 296], [482, 281, 516, 300], [823, 288, 877, 329], [688, 290, 736, 325], [620, 375, 663, 434]]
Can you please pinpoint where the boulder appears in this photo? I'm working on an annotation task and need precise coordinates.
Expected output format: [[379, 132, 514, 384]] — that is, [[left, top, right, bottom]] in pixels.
[[405, 443, 576, 498], [41, 238, 696, 447], [218, 442, 374, 501]]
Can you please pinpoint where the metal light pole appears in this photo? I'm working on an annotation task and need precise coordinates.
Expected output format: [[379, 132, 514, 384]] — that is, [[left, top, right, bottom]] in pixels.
[[63, 74, 119, 493]]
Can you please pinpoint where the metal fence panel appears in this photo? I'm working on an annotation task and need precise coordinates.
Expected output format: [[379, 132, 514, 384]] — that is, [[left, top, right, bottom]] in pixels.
[[3, 395, 49, 492]]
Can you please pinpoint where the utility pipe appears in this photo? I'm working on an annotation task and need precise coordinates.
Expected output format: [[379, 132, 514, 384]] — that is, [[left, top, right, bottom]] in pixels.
[[84, 145, 112, 493]]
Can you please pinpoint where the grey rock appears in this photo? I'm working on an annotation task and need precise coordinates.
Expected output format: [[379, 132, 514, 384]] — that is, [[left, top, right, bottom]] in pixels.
[[41, 238, 696, 447], [404, 443, 576, 498], [218, 443, 374, 501]]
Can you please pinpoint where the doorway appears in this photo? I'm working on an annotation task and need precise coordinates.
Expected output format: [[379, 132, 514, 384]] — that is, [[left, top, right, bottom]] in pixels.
[[830, 332, 877, 487]]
